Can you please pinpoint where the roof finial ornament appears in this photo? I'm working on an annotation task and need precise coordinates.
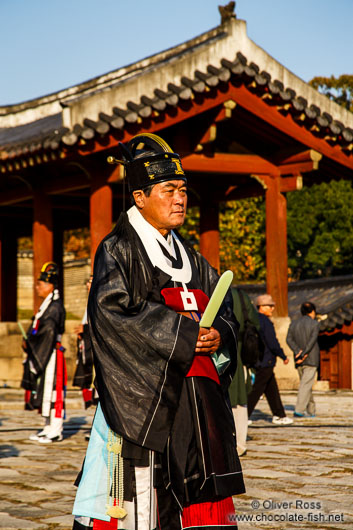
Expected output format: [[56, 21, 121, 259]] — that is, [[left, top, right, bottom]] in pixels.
[[218, 1, 236, 24]]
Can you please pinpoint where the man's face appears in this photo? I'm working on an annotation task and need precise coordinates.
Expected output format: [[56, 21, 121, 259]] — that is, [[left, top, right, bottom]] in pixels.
[[133, 180, 187, 235], [258, 304, 275, 317], [35, 280, 54, 300]]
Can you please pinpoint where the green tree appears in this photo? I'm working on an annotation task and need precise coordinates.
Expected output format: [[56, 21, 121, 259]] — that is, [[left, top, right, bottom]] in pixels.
[[219, 198, 265, 283], [309, 74, 353, 111], [180, 197, 266, 283], [287, 179, 353, 280], [64, 228, 91, 259]]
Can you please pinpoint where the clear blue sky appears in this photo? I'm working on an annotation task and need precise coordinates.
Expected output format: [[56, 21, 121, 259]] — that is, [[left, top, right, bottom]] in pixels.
[[1, 0, 352, 106]]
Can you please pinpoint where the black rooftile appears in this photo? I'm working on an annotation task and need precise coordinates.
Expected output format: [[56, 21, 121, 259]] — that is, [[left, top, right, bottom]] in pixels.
[[113, 106, 138, 123], [0, 113, 62, 147], [342, 128, 353, 143], [154, 88, 178, 106], [140, 95, 166, 111], [1, 52, 353, 166], [220, 58, 244, 75], [83, 118, 110, 134], [98, 111, 124, 129], [207, 65, 231, 83], [167, 83, 192, 100], [195, 69, 219, 87], [126, 101, 152, 118], [236, 51, 247, 65]]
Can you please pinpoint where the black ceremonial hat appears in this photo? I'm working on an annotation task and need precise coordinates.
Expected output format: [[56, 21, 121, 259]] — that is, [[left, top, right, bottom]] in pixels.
[[38, 262, 59, 287], [110, 133, 187, 193]]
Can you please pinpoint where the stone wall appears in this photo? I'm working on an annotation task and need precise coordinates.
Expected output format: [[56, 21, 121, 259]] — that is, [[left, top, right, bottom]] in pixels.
[[17, 251, 34, 310], [62, 257, 91, 319]]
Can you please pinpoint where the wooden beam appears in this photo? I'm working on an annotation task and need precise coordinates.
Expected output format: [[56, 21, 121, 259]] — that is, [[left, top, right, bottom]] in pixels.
[[181, 153, 278, 175], [277, 149, 322, 176], [33, 189, 53, 312], [44, 174, 89, 195], [275, 149, 322, 168], [279, 161, 319, 175], [90, 176, 113, 267], [0, 188, 32, 206], [280, 175, 303, 192], [265, 177, 288, 316]]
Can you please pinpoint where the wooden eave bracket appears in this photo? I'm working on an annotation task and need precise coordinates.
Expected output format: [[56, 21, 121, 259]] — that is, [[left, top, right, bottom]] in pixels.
[[195, 101, 236, 152], [275, 149, 322, 176], [195, 124, 217, 152], [280, 175, 303, 192], [250, 174, 268, 190]]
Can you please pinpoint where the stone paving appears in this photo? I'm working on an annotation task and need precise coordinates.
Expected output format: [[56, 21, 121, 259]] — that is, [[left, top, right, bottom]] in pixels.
[[0, 389, 352, 530]]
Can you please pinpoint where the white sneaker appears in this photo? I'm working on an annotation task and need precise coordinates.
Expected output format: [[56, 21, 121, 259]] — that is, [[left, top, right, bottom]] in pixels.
[[38, 434, 63, 444], [272, 416, 293, 425], [29, 432, 46, 441]]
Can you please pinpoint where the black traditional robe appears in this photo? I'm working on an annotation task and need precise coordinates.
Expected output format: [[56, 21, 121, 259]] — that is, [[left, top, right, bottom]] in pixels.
[[76, 211, 244, 530], [21, 297, 66, 414]]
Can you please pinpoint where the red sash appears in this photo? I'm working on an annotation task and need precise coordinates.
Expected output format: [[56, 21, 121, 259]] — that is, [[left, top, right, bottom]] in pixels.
[[161, 287, 220, 385], [54, 343, 66, 418]]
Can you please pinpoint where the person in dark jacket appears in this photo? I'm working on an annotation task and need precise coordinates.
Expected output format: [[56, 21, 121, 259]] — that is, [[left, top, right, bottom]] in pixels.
[[286, 301, 320, 418], [247, 294, 293, 425]]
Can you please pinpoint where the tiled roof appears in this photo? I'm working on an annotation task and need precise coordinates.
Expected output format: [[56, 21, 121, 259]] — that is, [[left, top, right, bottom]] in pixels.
[[1, 18, 353, 170], [237, 275, 353, 332]]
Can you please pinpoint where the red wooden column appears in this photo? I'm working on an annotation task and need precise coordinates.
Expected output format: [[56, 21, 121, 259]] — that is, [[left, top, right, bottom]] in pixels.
[[0, 227, 17, 321], [265, 176, 288, 316], [33, 189, 53, 312], [199, 198, 220, 273], [90, 176, 113, 267]]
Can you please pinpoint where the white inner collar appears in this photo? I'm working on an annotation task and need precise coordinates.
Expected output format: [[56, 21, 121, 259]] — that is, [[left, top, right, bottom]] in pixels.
[[127, 205, 192, 283]]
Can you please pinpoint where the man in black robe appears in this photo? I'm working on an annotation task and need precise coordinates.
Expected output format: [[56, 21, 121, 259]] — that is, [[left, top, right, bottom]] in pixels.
[[21, 261, 66, 443], [72, 134, 244, 530]]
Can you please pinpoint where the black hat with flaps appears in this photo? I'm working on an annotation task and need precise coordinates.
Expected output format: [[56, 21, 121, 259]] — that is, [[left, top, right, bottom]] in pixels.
[[109, 133, 187, 192], [38, 262, 59, 287]]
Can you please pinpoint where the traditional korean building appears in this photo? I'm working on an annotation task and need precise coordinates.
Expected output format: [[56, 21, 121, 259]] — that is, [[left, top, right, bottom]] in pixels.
[[1, 10, 353, 328]]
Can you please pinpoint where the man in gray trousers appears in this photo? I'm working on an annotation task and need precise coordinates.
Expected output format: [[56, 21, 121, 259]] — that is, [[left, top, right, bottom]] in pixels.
[[286, 302, 320, 418]]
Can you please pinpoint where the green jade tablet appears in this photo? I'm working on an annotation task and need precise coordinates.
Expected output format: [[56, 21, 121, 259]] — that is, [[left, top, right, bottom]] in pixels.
[[199, 270, 233, 328]]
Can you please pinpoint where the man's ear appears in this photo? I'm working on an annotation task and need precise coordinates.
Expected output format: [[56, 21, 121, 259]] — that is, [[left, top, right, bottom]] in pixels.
[[132, 190, 145, 209]]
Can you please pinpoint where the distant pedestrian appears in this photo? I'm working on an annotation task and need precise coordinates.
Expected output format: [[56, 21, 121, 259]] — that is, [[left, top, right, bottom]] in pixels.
[[286, 301, 320, 418], [21, 262, 66, 443], [247, 294, 293, 425]]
